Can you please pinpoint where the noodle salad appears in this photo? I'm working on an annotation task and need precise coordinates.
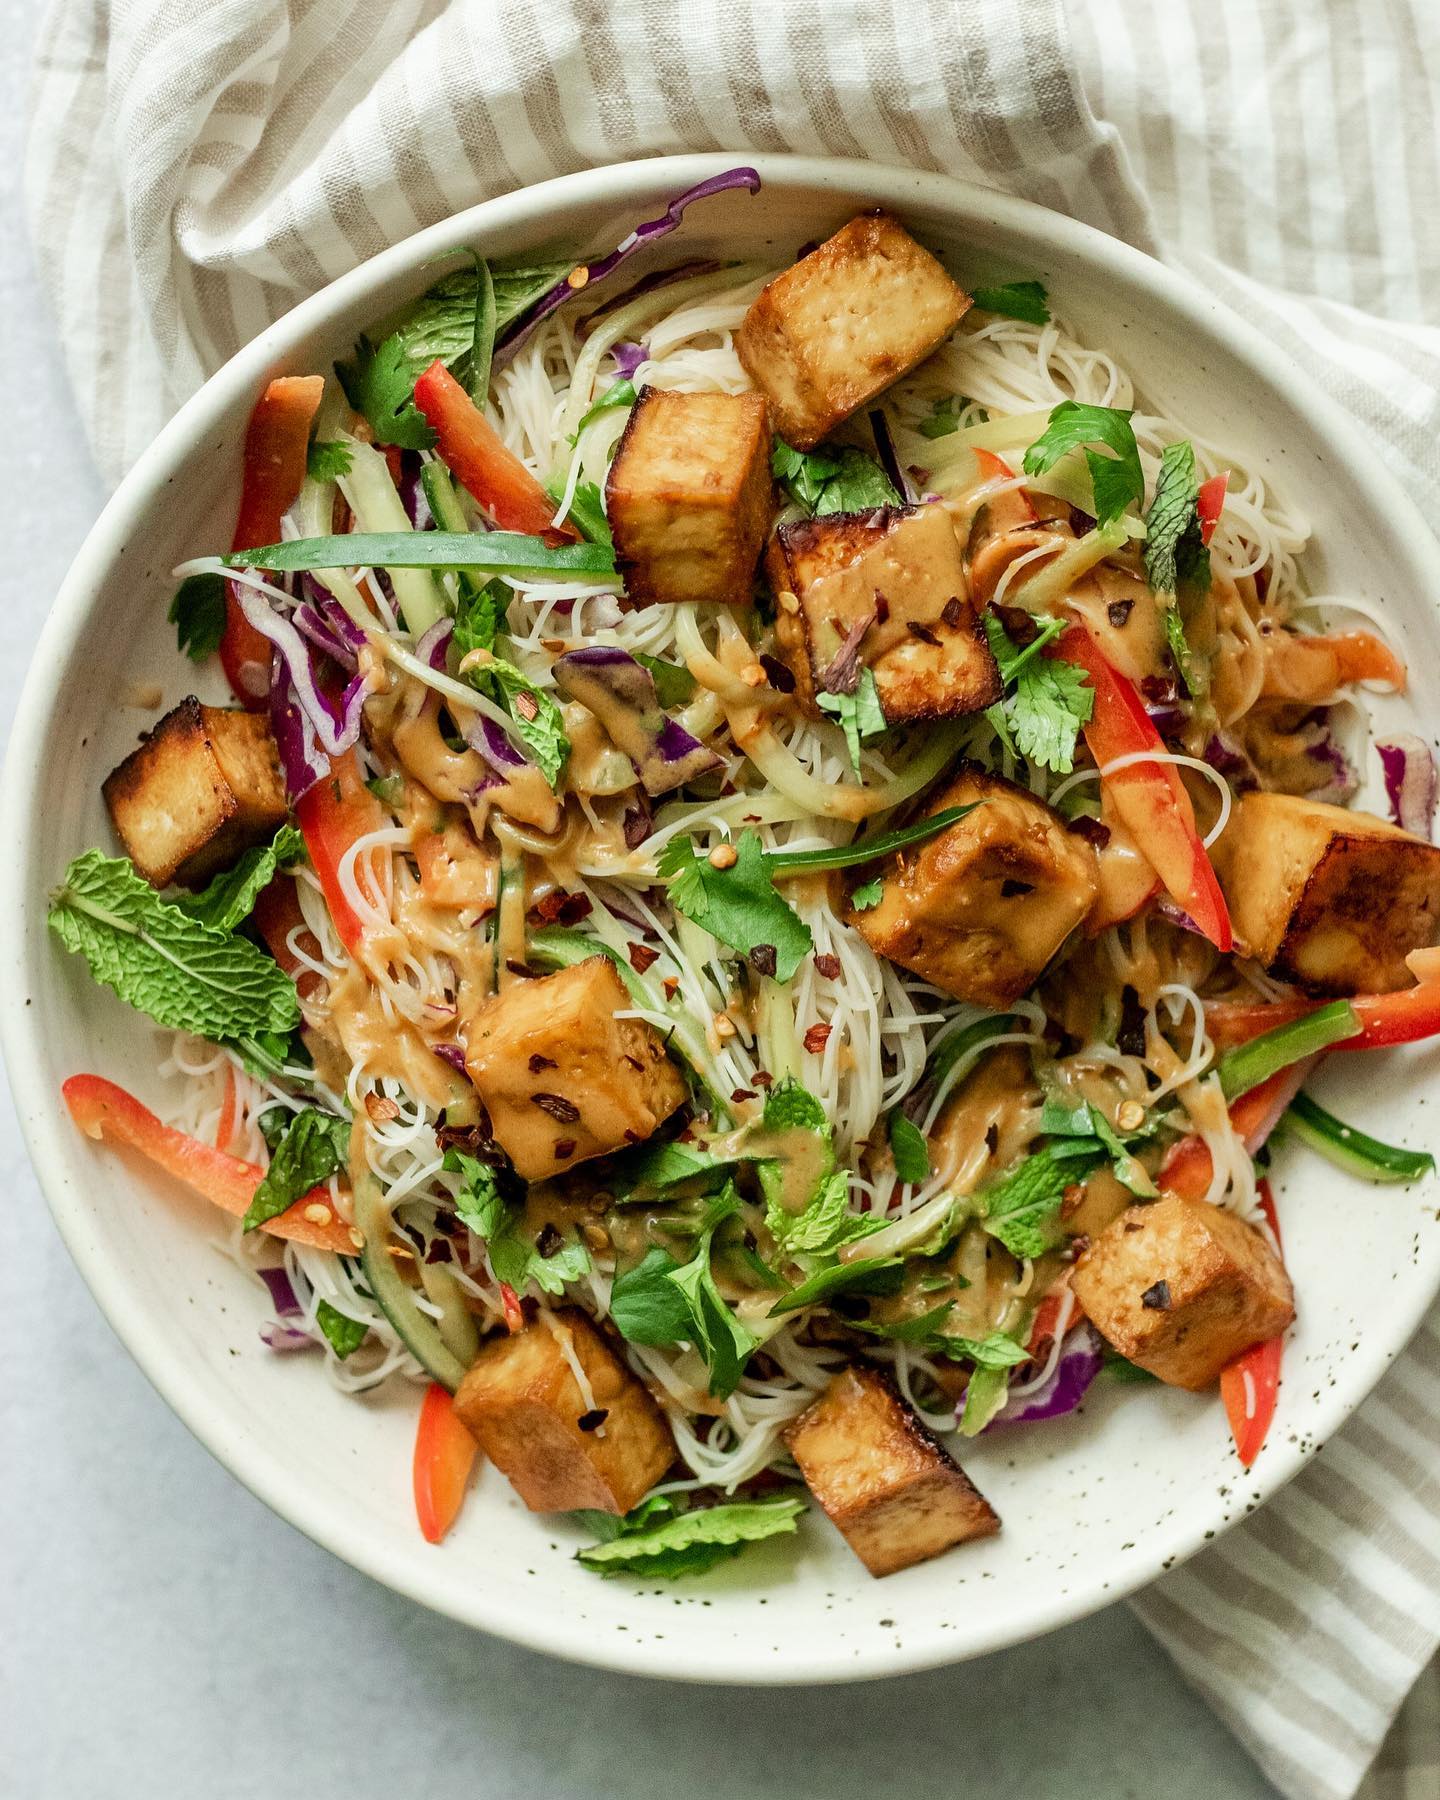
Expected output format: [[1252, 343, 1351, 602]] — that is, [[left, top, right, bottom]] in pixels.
[[50, 171, 1440, 1581]]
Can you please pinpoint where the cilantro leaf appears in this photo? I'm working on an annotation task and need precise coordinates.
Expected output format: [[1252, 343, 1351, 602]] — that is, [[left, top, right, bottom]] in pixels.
[[244, 1106, 349, 1231], [545, 476, 612, 548], [918, 396, 962, 439], [979, 1144, 1102, 1259], [168, 572, 226, 662], [817, 666, 888, 774], [335, 332, 434, 449], [888, 1110, 931, 1185], [1022, 402, 1143, 527], [316, 1299, 368, 1359], [1144, 440, 1211, 599], [982, 613, 1093, 774], [850, 877, 884, 911], [609, 1246, 695, 1344], [443, 1147, 513, 1240], [772, 440, 901, 516], [606, 1136, 749, 1203], [48, 851, 301, 1042], [306, 440, 353, 483], [174, 823, 305, 935], [489, 1231, 591, 1297], [657, 832, 813, 981], [453, 579, 509, 658], [633, 653, 695, 709], [464, 653, 570, 787], [572, 378, 637, 441], [575, 1495, 805, 1579], [972, 279, 1051, 324]]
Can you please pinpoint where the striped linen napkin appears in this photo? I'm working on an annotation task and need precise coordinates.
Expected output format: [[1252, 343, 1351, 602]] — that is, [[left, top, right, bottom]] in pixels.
[[22, 2, 1440, 1793]]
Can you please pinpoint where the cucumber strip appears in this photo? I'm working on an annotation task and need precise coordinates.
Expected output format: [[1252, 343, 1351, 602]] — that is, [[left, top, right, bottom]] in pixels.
[[420, 459, 472, 534], [493, 839, 527, 991], [353, 1173, 470, 1390], [415, 1255, 481, 1366], [335, 438, 447, 634], [1286, 1092, 1435, 1184], [528, 923, 731, 1123], [221, 531, 615, 577], [1217, 1000, 1361, 1102]]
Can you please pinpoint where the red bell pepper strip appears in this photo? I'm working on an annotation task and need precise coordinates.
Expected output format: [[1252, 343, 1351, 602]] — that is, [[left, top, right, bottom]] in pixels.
[[63, 1074, 355, 1254], [1220, 1182, 1284, 1466], [1051, 625, 1233, 951], [293, 748, 386, 958], [413, 1381, 481, 1544], [252, 875, 326, 1002], [412, 359, 578, 543], [1196, 472, 1228, 545], [1159, 1060, 1313, 1202], [1025, 1275, 1079, 1359], [215, 1066, 237, 1153], [223, 375, 326, 709], [1205, 978, 1440, 1055]]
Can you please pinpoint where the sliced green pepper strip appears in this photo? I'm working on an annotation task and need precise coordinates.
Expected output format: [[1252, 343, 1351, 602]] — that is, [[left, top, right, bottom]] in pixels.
[[1216, 999, 1360, 1102], [220, 530, 615, 577], [764, 804, 981, 875], [1286, 1092, 1435, 1184]]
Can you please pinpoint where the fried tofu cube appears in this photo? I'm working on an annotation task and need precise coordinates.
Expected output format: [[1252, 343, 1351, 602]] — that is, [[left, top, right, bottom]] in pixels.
[[766, 504, 1000, 721], [851, 766, 1098, 1007], [736, 214, 971, 448], [454, 1309, 674, 1514], [1071, 1194, 1295, 1390], [1211, 791, 1440, 993], [102, 696, 288, 888], [465, 956, 687, 1181], [783, 1366, 999, 1576], [604, 387, 774, 605]]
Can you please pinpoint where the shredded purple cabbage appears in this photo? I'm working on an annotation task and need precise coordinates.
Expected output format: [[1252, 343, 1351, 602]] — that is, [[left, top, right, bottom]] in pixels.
[[990, 1324, 1105, 1427], [292, 601, 359, 671], [1376, 733, 1437, 837], [493, 167, 762, 364], [1202, 731, 1259, 791], [466, 713, 529, 772], [398, 451, 431, 529], [612, 341, 648, 379], [552, 647, 720, 794], [433, 1041, 469, 1075], [258, 1266, 313, 1353], [415, 617, 453, 672], [238, 586, 366, 760], [1304, 709, 1358, 803], [268, 654, 330, 801], [1155, 898, 1204, 937]]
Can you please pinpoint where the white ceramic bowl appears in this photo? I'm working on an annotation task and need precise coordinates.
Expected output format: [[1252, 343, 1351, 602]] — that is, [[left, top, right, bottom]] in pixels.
[[7, 153, 1439, 1683]]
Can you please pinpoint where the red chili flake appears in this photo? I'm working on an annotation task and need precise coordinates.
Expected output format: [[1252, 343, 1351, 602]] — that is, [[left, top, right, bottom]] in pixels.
[[553, 1139, 577, 1160], [731, 1088, 757, 1103], [504, 959, 533, 978], [622, 1129, 643, 1144], [514, 689, 540, 721], [1069, 815, 1112, 848], [531, 1092, 580, 1123], [874, 593, 891, 625], [536, 1222, 563, 1256], [758, 653, 796, 694], [812, 953, 842, 980], [628, 942, 660, 973], [752, 1070, 774, 1088], [622, 1054, 645, 1072], [623, 806, 651, 850], [906, 620, 940, 645], [529, 891, 567, 924], [577, 1408, 609, 1432], [1107, 599, 1134, 628], [1141, 1280, 1172, 1311], [662, 976, 680, 999], [557, 893, 592, 925], [528, 1053, 558, 1074], [423, 1238, 454, 1264], [941, 596, 965, 629], [803, 1022, 832, 1054], [748, 944, 777, 977]]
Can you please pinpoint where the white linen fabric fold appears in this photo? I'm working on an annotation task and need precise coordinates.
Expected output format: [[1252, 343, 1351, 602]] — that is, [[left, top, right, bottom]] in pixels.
[[22, 2, 1440, 1794]]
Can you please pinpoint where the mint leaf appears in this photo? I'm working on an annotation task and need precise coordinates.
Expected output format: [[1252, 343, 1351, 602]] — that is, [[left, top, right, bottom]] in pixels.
[[1022, 402, 1143, 527], [465, 654, 570, 786], [306, 440, 353, 483], [888, 1110, 930, 1185], [850, 877, 883, 911], [606, 1136, 748, 1202], [972, 280, 1050, 324], [773, 440, 900, 516], [48, 851, 301, 1042], [393, 258, 570, 395], [576, 1495, 805, 1579], [316, 1299, 368, 1359], [1163, 605, 1203, 699], [168, 572, 226, 662], [657, 832, 813, 981], [761, 1078, 829, 1135], [1144, 440, 1211, 599], [939, 1329, 1029, 1370], [174, 823, 305, 935], [979, 1144, 1101, 1259], [453, 579, 509, 658], [817, 666, 887, 774], [335, 332, 434, 450], [767, 1168, 886, 1258], [767, 1255, 905, 1315], [959, 1363, 1011, 1436], [1038, 1096, 1157, 1198], [244, 1106, 349, 1231]]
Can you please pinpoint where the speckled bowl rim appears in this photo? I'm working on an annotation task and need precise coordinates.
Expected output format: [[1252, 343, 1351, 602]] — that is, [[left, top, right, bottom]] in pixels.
[[5, 152, 1439, 1683]]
